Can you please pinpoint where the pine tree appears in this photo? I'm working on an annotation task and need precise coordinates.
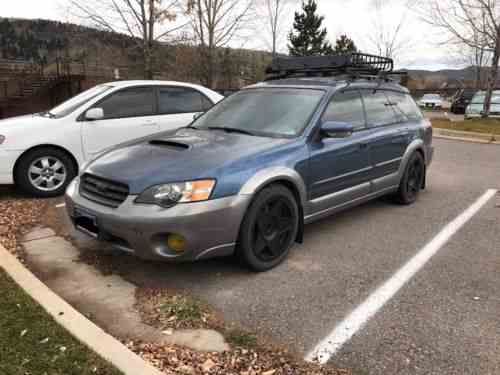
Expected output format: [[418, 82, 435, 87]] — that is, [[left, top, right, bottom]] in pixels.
[[334, 34, 357, 54], [288, 0, 333, 56]]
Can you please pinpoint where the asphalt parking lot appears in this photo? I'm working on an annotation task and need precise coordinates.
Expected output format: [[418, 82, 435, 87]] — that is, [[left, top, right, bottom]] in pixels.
[[58, 138, 499, 375]]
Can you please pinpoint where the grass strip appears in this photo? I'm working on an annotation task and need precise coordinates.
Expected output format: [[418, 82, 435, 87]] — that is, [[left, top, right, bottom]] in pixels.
[[0, 269, 123, 375]]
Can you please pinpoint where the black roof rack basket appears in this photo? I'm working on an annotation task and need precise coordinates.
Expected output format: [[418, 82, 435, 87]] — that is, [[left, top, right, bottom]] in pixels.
[[265, 53, 394, 81]]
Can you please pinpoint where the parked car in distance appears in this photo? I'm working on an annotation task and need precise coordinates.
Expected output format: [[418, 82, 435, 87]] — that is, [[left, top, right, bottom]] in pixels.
[[450, 88, 477, 114], [465, 90, 500, 119], [418, 93, 443, 110], [65, 54, 433, 272], [0, 81, 223, 197]]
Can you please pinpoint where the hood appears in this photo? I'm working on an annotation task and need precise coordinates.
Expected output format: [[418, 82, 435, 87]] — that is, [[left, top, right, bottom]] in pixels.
[[86, 128, 289, 194], [0, 114, 55, 146]]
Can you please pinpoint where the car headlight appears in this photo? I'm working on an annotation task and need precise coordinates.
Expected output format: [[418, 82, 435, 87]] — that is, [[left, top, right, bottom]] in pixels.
[[135, 180, 216, 207], [0, 135, 5, 145]]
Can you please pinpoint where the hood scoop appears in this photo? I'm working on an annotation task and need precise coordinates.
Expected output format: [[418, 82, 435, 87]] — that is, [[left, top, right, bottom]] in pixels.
[[148, 139, 190, 150]]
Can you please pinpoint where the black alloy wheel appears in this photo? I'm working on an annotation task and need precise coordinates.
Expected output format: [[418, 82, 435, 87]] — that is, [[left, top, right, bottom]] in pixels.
[[395, 152, 425, 205], [237, 185, 299, 272], [252, 196, 295, 262]]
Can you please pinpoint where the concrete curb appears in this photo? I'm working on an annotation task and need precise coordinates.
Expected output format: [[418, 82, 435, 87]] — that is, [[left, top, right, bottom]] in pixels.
[[0, 244, 163, 375], [433, 128, 500, 145], [434, 134, 500, 145]]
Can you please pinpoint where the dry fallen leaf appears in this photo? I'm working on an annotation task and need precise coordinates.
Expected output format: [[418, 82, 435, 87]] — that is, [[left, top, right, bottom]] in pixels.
[[201, 358, 216, 372]]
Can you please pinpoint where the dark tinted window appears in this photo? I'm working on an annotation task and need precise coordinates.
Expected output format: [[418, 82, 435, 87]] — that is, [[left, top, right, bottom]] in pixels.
[[361, 90, 398, 127], [158, 87, 213, 114], [322, 90, 366, 130], [97, 87, 154, 119], [386, 91, 423, 122]]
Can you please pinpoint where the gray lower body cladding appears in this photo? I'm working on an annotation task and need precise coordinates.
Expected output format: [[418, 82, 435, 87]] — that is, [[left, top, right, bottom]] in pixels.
[[65, 178, 251, 262]]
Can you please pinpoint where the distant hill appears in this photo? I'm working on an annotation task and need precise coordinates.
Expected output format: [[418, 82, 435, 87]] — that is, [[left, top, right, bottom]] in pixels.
[[400, 66, 498, 91]]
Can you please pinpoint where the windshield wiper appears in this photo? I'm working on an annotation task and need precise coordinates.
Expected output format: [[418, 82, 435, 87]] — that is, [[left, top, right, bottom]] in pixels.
[[206, 126, 256, 136]]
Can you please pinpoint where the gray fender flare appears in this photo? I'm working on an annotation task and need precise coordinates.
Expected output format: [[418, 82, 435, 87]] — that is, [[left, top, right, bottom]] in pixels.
[[397, 139, 426, 181], [239, 166, 308, 209]]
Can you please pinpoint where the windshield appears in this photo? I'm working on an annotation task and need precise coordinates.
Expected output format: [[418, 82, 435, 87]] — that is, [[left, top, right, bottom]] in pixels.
[[46, 85, 113, 118], [192, 88, 325, 137], [422, 94, 441, 100], [471, 91, 500, 104]]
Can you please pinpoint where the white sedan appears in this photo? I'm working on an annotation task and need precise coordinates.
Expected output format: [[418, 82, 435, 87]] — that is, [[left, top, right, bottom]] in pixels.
[[0, 80, 223, 197], [418, 93, 444, 109]]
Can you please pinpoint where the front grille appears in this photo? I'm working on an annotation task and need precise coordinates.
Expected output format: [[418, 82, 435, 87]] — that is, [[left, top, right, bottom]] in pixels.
[[80, 174, 129, 208]]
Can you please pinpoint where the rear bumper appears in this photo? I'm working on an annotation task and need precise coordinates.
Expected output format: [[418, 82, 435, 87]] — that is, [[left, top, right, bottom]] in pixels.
[[65, 177, 251, 262], [0, 150, 22, 184]]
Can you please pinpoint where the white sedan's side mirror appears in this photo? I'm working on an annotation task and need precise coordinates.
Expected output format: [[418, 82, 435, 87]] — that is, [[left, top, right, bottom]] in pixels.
[[85, 107, 104, 121]]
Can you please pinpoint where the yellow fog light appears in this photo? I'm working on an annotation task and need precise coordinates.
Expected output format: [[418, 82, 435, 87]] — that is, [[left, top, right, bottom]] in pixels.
[[167, 234, 186, 253]]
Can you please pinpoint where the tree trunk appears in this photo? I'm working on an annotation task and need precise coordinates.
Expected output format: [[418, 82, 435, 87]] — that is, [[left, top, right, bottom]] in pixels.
[[144, 46, 153, 79], [482, 39, 500, 118]]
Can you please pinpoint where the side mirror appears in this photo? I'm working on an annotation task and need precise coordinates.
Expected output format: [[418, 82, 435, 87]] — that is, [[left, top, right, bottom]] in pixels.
[[85, 107, 104, 121], [321, 121, 354, 138]]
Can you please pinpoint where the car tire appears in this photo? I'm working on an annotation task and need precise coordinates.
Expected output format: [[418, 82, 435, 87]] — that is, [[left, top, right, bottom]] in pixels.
[[395, 152, 425, 205], [15, 147, 77, 197], [236, 185, 299, 272]]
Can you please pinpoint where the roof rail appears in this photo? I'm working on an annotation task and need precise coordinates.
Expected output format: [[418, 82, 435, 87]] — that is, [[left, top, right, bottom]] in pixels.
[[265, 53, 394, 81]]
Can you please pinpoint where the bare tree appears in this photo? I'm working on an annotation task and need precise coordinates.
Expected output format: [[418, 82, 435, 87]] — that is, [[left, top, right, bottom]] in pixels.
[[257, 0, 294, 57], [425, 0, 500, 117], [185, 0, 254, 88], [69, 0, 185, 79], [369, 0, 415, 62]]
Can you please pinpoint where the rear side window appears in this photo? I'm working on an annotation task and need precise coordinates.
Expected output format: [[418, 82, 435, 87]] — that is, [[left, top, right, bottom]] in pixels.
[[97, 87, 155, 119], [386, 91, 423, 122], [361, 90, 398, 127], [321, 90, 366, 130], [158, 87, 213, 114]]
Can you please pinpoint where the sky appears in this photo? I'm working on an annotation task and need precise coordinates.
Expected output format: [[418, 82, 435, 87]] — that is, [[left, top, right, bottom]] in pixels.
[[1, 0, 464, 71]]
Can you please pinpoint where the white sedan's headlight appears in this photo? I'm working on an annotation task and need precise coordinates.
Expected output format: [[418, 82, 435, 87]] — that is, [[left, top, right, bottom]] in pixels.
[[135, 180, 216, 208], [0, 135, 5, 145]]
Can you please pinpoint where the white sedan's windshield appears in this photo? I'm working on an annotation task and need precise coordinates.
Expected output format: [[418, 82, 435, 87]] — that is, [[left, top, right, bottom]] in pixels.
[[422, 94, 441, 100], [192, 88, 325, 138], [471, 91, 500, 104], [47, 85, 113, 118]]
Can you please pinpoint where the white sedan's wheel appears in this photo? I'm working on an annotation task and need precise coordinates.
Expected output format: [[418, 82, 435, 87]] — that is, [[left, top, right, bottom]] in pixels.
[[15, 147, 77, 197], [28, 156, 67, 192]]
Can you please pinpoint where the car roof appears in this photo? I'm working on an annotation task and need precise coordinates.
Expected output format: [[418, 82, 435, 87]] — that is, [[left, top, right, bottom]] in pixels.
[[102, 80, 209, 90], [245, 77, 409, 93]]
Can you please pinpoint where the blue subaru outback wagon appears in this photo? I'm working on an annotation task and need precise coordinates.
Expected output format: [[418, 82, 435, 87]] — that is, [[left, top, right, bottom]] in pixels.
[[66, 54, 433, 271]]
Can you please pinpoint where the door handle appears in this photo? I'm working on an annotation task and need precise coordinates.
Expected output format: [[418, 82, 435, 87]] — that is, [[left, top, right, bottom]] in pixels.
[[359, 142, 369, 149], [141, 121, 157, 126]]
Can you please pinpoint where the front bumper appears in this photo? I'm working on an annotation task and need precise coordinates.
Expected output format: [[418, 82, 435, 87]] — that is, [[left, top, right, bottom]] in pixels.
[[0, 149, 23, 184], [65, 178, 252, 262]]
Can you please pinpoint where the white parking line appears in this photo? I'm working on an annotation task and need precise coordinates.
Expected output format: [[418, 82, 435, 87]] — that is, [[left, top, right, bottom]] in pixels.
[[55, 203, 66, 208], [305, 189, 498, 364]]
